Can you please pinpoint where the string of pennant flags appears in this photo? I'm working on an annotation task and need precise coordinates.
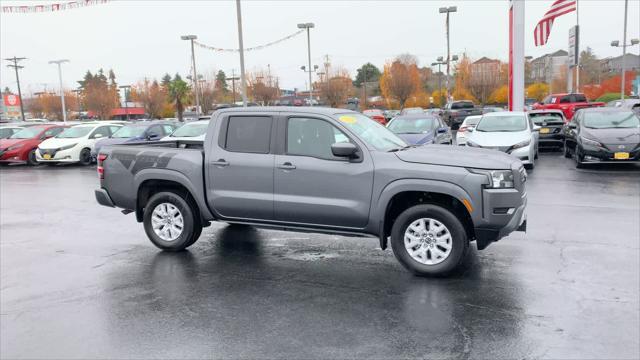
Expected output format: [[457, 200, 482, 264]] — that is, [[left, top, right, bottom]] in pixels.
[[1, 0, 110, 13], [193, 29, 305, 53]]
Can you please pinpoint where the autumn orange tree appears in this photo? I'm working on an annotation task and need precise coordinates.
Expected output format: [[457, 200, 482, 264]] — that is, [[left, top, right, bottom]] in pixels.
[[318, 67, 353, 108], [380, 57, 421, 109], [488, 85, 508, 104], [132, 79, 167, 119], [526, 83, 550, 102], [452, 54, 478, 103], [79, 69, 119, 119]]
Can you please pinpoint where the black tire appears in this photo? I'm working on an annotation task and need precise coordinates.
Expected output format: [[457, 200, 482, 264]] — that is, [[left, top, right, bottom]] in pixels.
[[525, 161, 535, 170], [574, 146, 584, 169], [563, 142, 571, 158], [79, 148, 92, 166], [143, 191, 202, 251], [390, 204, 469, 277], [27, 149, 39, 166]]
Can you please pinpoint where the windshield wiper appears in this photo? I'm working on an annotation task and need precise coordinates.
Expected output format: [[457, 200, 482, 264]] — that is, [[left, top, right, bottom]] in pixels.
[[388, 144, 415, 152]]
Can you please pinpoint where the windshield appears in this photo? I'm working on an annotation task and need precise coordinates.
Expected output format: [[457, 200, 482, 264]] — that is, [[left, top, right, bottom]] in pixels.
[[583, 111, 639, 129], [451, 102, 474, 110], [10, 127, 43, 139], [335, 113, 406, 151], [388, 117, 436, 134], [112, 125, 146, 138], [57, 126, 93, 139], [170, 122, 209, 137], [476, 115, 528, 132], [530, 113, 564, 125]]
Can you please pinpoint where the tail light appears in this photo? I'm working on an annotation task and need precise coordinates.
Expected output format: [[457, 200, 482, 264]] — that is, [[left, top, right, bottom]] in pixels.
[[97, 153, 107, 180], [459, 126, 468, 133]]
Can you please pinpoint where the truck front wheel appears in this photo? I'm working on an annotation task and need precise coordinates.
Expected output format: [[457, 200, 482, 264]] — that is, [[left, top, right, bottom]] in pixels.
[[143, 191, 202, 251], [390, 204, 469, 277]]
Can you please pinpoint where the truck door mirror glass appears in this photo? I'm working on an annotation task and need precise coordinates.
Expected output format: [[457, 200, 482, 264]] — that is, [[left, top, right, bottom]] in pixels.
[[437, 127, 448, 134], [331, 142, 358, 158]]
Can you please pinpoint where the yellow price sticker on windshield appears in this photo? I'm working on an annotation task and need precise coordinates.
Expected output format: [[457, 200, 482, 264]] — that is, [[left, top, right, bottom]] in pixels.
[[338, 115, 357, 124]]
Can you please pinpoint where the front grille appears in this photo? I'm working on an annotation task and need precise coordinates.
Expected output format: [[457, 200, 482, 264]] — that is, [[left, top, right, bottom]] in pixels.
[[604, 143, 636, 152], [39, 149, 58, 157]]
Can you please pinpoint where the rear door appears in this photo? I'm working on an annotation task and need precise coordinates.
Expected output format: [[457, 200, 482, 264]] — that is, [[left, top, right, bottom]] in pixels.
[[206, 113, 275, 220], [273, 114, 374, 229]]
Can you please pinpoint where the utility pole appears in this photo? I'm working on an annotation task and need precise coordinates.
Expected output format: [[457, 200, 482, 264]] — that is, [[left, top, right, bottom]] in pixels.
[[181, 35, 200, 116], [620, 0, 628, 100], [49, 59, 69, 123], [236, 0, 248, 106], [5, 56, 26, 121], [229, 69, 240, 105], [71, 89, 82, 115], [363, 65, 367, 109], [439, 6, 457, 103], [298, 23, 315, 106]]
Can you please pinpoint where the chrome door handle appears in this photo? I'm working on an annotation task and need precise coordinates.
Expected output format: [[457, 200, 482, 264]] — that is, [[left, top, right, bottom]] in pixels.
[[212, 159, 229, 167], [277, 162, 296, 170]]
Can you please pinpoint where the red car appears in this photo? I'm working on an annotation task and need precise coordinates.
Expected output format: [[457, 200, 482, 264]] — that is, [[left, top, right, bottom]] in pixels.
[[363, 109, 387, 125], [532, 93, 605, 120], [0, 124, 67, 165]]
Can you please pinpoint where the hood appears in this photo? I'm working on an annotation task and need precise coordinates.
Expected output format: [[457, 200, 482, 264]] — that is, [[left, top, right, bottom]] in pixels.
[[466, 130, 530, 147], [395, 144, 518, 170], [0, 138, 29, 150], [396, 132, 434, 145], [38, 137, 79, 150], [581, 127, 640, 145], [161, 134, 206, 141]]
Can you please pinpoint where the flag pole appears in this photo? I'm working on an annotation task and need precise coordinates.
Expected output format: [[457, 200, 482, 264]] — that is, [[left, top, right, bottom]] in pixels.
[[575, 0, 580, 92]]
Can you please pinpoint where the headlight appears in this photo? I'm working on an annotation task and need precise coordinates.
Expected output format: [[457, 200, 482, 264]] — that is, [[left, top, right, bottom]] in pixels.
[[6, 143, 25, 151], [510, 139, 530, 150], [58, 143, 78, 151], [580, 136, 603, 148], [468, 169, 515, 188], [466, 140, 481, 147]]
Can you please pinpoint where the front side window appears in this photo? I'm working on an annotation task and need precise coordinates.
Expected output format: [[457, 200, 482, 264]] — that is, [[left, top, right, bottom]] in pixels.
[[225, 116, 272, 153], [334, 113, 406, 151], [560, 96, 571, 104], [90, 126, 111, 139], [43, 127, 65, 138], [287, 117, 350, 160]]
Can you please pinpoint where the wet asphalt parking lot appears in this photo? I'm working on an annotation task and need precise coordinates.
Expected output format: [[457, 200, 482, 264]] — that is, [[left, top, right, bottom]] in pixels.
[[1, 153, 639, 359]]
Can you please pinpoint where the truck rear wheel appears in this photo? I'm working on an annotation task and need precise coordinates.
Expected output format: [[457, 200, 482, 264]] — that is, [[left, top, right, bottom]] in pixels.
[[390, 204, 469, 277], [143, 191, 202, 251]]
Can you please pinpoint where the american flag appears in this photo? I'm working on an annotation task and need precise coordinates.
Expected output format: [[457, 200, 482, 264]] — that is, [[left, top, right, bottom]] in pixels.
[[534, 0, 577, 46]]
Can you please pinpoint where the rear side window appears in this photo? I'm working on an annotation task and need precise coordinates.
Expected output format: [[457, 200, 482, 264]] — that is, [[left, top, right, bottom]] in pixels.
[[225, 116, 272, 153], [560, 96, 571, 103]]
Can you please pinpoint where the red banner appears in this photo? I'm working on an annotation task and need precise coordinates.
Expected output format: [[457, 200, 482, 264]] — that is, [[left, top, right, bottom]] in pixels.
[[1, 0, 109, 13]]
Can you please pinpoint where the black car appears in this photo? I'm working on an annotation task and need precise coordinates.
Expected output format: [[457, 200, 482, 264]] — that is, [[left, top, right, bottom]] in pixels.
[[529, 109, 566, 149], [563, 108, 640, 168]]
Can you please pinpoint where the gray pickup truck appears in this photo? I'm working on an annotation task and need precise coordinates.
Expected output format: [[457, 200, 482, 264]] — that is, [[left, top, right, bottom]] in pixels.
[[442, 100, 483, 130], [95, 107, 527, 276]]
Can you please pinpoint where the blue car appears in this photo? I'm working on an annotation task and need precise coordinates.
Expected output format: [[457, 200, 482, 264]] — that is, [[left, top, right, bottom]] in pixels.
[[386, 114, 452, 145], [92, 121, 179, 158]]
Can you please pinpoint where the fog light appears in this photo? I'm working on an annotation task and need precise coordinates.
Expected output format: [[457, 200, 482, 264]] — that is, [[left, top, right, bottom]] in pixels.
[[584, 155, 600, 162]]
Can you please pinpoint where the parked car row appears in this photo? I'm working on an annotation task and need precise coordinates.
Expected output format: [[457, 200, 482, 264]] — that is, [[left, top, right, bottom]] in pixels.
[[459, 107, 639, 169], [0, 119, 210, 166]]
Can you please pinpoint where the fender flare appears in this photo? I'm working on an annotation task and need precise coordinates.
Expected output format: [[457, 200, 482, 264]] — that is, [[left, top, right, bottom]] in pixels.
[[133, 168, 214, 221], [373, 178, 473, 250]]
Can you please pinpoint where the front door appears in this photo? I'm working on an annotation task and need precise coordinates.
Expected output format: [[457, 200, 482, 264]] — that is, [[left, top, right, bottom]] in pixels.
[[274, 116, 374, 229], [207, 114, 275, 220]]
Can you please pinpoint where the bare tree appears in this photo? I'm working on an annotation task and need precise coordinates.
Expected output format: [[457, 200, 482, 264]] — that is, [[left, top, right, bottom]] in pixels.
[[132, 78, 167, 119], [248, 68, 279, 105], [319, 68, 353, 108]]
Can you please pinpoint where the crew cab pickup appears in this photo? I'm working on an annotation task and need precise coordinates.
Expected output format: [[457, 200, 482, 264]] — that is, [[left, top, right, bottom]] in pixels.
[[532, 93, 605, 120], [95, 107, 527, 276], [442, 101, 483, 130]]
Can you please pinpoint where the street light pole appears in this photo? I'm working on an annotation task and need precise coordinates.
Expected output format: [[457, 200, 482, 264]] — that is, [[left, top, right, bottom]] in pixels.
[[432, 56, 447, 107], [5, 56, 27, 121], [49, 59, 69, 123], [610, 36, 639, 100], [439, 6, 457, 103], [621, 0, 628, 100], [298, 23, 315, 106], [119, 85, 131, 121], [181, 35, 200, 116]]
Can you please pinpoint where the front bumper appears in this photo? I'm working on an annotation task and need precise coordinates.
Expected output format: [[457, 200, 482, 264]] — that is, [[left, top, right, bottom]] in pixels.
[[473, 167, 527, 250], [508, 144, 532, 164], [580, 144, 640, 163], [538, 132, 564, 147], [36, 147, 79, 163]]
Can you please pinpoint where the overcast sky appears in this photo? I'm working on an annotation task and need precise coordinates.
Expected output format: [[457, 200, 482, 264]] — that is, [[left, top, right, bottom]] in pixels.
[[1, 0, 638, 96]]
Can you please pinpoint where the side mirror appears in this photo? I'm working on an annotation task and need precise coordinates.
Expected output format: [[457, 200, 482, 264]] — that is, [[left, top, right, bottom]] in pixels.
[[331, 142, 358, 158], [568, 123, 577, 129], [146, 133, 160, 141], [93, 133, 103, 139], [532, 125, 541, 132], [437, 127, 448, 134], [467, 127, 475, 133]]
